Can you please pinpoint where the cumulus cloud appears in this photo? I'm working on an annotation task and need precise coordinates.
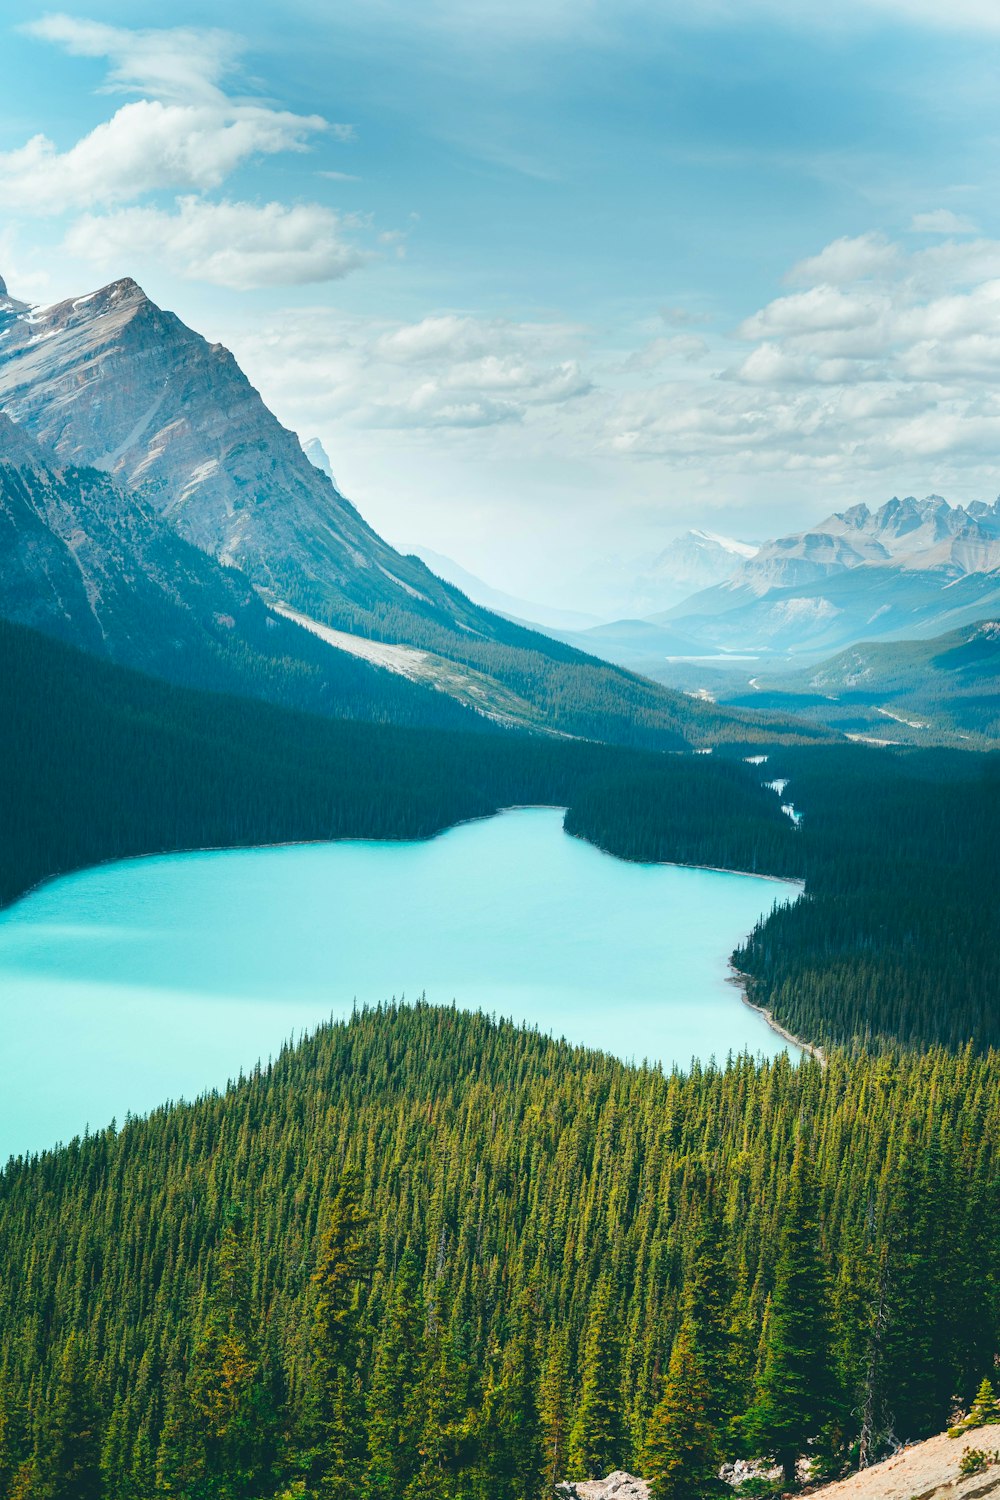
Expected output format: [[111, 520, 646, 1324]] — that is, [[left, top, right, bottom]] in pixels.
[[65, 198, 370, 289], [909, 208, 980, 235], [4, 15, 366, 289], [598, 226, 1000, 481], [786, 232, 899, 286], [225, 308, 594, 433], [0, 101, 326, 215]]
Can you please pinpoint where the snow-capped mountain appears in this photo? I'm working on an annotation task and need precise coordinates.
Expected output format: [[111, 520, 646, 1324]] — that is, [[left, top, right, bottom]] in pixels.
[[0, 276, 474, 629], [577, 529, 758, 619], [730, 496, 1000, 598], [657, 496, 1000, 655], [0, 271, 731, 749]]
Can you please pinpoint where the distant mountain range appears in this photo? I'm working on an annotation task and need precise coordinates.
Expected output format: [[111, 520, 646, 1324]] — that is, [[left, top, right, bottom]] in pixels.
[[0, 273, 815, 750], [401, 544, 604, 632], [657, 495, 1000, 655], [720, 618, 1000, 745]]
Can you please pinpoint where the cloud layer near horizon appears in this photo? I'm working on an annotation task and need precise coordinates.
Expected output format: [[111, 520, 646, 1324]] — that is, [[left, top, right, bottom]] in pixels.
[[0, 14, 367, 288]]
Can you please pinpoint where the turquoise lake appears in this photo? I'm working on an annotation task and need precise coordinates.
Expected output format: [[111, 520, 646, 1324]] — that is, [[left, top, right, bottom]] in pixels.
[[0, 807, 801, 1161]]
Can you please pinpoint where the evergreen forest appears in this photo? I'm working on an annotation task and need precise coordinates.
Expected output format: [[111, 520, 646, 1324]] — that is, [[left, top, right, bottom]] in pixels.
[[1, 620, 999, 1498], [0, 1008, 996, 1499]]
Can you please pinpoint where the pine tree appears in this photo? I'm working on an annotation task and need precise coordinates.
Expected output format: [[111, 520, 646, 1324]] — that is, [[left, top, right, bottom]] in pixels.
[[687, 1199, 736, 1432], [567, 1274, 624, 1479], [641, 1313, 719, 1500], [475, 1291, 544, 1500], [306, 1173, 369, 1498], [744, 1147, 839, 1486], [0, 1382, 17, 1500], [956, 1378, 1000, 1434], [539, 1329, 572, 1491], [42, 1333, 102, 1500], [403, 1308, 475, 1500], [185, 1204, 277, 1498], [365, 1252, 424, 1500]]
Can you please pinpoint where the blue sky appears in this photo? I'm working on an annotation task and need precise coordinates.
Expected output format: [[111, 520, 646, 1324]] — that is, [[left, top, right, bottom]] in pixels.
[[4, 1, 1000, 604]]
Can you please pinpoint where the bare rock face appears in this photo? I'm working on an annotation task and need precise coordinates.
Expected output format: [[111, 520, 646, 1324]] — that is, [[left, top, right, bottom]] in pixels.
[[0, 277, 476, 630], [0, 413, 478, 728], [557, 1472, 650, 1500]]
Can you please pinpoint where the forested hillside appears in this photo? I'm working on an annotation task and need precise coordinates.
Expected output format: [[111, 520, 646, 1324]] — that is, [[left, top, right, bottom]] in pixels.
[[568, 743, 1000, 1050], [5, 620, 998, 1056], [0, 1006, 996, 1499], [0, 619, 798, 910]]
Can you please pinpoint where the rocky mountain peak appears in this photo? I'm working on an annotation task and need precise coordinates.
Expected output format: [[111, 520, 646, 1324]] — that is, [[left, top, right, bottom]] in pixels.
[[0, 269, 489, 634], [838, 501, 872, 528], [0, 274, 7, 297]]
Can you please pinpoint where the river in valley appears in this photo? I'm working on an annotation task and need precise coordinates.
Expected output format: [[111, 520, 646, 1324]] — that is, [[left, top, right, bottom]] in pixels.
[[0, 807, 802, 1161]]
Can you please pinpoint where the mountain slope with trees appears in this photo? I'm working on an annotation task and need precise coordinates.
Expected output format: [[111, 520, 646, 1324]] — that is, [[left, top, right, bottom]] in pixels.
[[0, 1006, 996, 1499], [0, 275, 825, 751]]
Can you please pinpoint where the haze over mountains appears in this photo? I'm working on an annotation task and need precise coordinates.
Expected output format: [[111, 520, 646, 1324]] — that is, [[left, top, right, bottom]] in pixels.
[[658, 494, 1000, 656], [0, 271, 817, 750], [536, 494, 1000, 683]]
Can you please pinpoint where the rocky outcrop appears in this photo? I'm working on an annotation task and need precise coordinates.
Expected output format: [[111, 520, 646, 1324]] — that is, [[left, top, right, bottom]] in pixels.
[[0, 276, 485, 630], [557, 1472, 650, 1500], [0, 414, 480, 730]]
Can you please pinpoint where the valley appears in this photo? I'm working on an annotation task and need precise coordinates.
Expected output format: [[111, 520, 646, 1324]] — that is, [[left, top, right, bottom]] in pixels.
[[0, 806, 799, 1161], [0, 267, 998, 1500]]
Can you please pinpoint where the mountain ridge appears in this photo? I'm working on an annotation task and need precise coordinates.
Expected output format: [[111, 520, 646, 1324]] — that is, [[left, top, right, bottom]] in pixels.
[[0, 271, 823, 749]]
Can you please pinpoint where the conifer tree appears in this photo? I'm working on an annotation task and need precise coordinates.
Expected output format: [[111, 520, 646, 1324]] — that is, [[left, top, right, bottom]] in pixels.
[[641, 1313, 719, 1500], [539, 1329, 572, 1491], [0, 1382, 16, 1500], [365, 1252, 424, 1500], [184, 1204, 277, 1498], [687, 1199, 736, 1432], [306, 1173, 369, 1498], [42, 1333, 102, 1500], [404, 1308, 475, 1500], [567, 1274, 624, 1479], [744, 1147, 839, 1486], [475, 1291, 544, 1500], [958, 1378, 1000, 1433]]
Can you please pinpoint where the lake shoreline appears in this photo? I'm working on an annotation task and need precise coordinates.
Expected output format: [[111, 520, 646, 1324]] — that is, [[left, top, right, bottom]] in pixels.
[[728, 969, 825, 1063], [3, 803, 805, 914]]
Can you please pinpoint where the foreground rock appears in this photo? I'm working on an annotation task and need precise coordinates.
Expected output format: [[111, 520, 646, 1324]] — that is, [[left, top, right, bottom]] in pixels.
[[802, 1421, 1000, 1499], [557, 1473, 649, 1500]]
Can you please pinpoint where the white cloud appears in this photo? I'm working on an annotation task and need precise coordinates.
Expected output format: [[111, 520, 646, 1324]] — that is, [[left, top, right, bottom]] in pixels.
[[787, 232, 899, 286], [591, 227, 1000, 484], [5, 15, 370, 291], [65, 199, 370, 289], [0, 101, 326, 215], [910, 209, 980, 235], [223, 307, 594, 432], [739, 284, 883, 340], [21, 15, 240, 104]]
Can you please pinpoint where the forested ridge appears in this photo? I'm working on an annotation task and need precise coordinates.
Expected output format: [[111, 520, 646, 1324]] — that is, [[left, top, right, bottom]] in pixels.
[[0, 619, 799, 911], [0, 1007, 996, 1499], [4, 622, 1000, 1497], [566, 743, 1000, 1051], [5, 619, 998, 1055]]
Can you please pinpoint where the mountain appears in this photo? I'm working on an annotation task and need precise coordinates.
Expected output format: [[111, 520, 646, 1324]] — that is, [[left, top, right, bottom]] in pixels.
[[0, 276, 466, 623], [570, 528, 757, 619], [626, 528, 758, 612], [402, 543, 605, 631], [723, 618, 1000, 744], [657, 495, 1000, 655], [0, 272, 815, 749], [301, 436, 338, 486], [0, 413, 500, 733]]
